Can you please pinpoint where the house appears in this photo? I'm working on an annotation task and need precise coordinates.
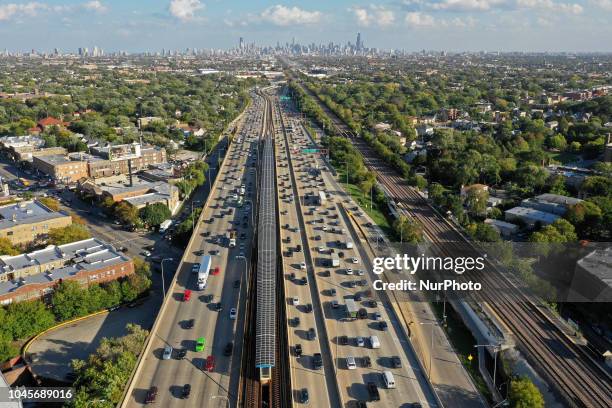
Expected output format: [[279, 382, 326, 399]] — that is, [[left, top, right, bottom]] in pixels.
[[521, 193, 583, 216], [484, 219, 519, 237], [505, 207, 559, 228], [37, 117, 66, 132]]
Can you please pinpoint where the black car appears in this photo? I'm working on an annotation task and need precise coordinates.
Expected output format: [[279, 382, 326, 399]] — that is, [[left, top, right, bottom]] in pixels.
[[300, 277, 308, 285], [224, 342, 234, 356], [320, 270, 330, 277], [144, 386, 158, 404], [379, 321, 388, 331], [358, 308, 368, 319], [185, 319, 195, 329], [391, 356, 402, 368], [215, 302, 223, 312], [181, 384, 191, 399], [233, 280, 240, 288], [313, 353, 323, 370], [305, 303, 313, 313], [367, 382, 380, 401], [354, 293, 362, 301], [339, 335, 349, 345], [176, 349, 187, 360], [293, 317, 301, 327], [203, 294, 213, 303], [294, 344, 303, 356], [362, 356, 372, 368], [300, 388, 309, 404]]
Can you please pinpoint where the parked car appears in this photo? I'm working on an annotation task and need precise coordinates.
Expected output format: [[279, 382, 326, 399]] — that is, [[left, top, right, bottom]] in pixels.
[[144, 386, 158, 404], [181, 384, 191, 399], [339, 335, 349, 345], [162, 346, 173, 360], [294, 344, 303, 356], [392, 356, 402, 368], [224, 342, 234, 356]]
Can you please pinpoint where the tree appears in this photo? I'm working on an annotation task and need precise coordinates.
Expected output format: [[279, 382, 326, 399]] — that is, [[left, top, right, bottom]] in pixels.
[[52, 281, 90, 320], [509, 376, 544, 408], [114, 201, 140, 226], [529, 219, 577, 243], [565, 201, 603, 239], [469, 222, 501, 242], [139, 203, 171, 227], [581, 176, 611, 197], [5, 301, 55, 339], [48, 224, 91, 245], [463, 186, 489, 217], [0, 237, 19, 256], [393, 215, 423, 243]]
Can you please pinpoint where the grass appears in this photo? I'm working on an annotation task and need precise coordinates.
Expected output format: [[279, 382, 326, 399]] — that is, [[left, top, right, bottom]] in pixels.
[[430, 301, 493, 403], [546, 150, 581, 165], [335, 166, 395, 238]]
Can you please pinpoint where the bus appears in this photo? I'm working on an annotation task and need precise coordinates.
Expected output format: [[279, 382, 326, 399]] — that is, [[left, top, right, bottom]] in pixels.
[[197, 255, 211, 290], [345, 298, 358, 320]]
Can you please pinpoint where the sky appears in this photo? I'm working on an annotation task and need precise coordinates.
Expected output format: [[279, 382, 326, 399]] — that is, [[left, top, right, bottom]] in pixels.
[[0, 0, 611, 52]]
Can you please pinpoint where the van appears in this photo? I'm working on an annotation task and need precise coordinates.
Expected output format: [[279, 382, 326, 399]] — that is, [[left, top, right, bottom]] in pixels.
[[346, 356, 356, 370], [369, 335, 380, 349], [382, 371, 396, 389]]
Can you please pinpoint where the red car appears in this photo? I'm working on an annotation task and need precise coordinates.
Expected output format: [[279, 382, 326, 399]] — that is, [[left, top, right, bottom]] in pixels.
[[205, 355, 215, 372], [145, 386, 158, 404], [212, 266, 220, 276], [183, 290, 191, 302]]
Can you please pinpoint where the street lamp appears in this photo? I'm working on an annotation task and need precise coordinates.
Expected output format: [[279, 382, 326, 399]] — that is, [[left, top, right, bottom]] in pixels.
[[420, 321, 438, 380], [474, 343, 501, 389], [211, 395, 229, 408], [160, 258, 174, 298]]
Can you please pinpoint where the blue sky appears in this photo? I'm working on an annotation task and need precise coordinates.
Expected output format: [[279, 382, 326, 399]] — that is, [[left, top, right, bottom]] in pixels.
[[0, 0, 610, 52]]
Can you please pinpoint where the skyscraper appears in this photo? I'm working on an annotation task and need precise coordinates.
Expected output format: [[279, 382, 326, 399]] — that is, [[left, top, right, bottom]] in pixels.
[[356, 32, 362, 51], [239, 37, 244, 49]]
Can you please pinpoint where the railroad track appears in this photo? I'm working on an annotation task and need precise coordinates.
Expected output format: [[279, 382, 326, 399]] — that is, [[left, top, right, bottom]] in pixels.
[[292, 78, 612, 408]]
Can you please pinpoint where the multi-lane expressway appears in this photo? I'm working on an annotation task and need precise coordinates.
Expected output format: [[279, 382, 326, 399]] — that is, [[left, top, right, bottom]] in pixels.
[[123, 94, 265, 408]]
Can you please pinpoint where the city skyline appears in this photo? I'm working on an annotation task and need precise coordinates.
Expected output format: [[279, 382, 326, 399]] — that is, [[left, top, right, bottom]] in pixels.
[[0, 0, 611, 52]]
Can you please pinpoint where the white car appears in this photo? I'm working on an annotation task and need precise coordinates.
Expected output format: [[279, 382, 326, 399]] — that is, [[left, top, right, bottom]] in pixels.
[[351, 257, 359, 264], [162, 345, 173, 360], [318, 246, 326, 252], [346, 268, 353, 275], [356, 270, 365, 276], [229, 308, 237, 320], [300, 262, 306, 270], [356, 337, 365, 347], [292, 297, 300, 305], [142, 250, 152, 257]]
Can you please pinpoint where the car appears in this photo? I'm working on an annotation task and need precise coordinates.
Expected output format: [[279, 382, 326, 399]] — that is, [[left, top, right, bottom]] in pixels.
[[195, 337, 206, 352], [355, 293, 363, 301], [185, 318, 195, 329], [162, 345, 173, 360], [229, 308, 237, 320], [181, 384, 191, 399], [300, 388, 309, 404], [370, 300, 378, 308], [339, 335, 349, 345], [300, 277, 308, 285], [300, 262, 306, 270], [233, 280, 240, 288], [347, 281, 356, 288], [292, 316, 301, 326], [392, 356, 402, 368], [362, 356, 372, 368], [331, 300, 339, 309], [294, 344, 303, 356], [212, 266, 220, 276], [144, 386, 158, 404], [292, 296, 300, 305], [142, 250, 152, 257], [346, 268, 353, 275], [358, 308, 368, 319], [305, 303, 313, 313], [176, 349, 187, 360], [356, 337, 365, 347], [203, 294, 213, 303], [205, 355, 215, 372], [374, 312, 383, 321], [357, 279, 367, 287], [313, 353, 323, 370], [351, 257, 359, 264], [356, 269, 365, 276], [307, 328, 316, 340], [183, 290, 191, 302], [367, 382, 380, 401], [330, 288, 337, 296], [379, 321, 388, 331], [224, 342, 234, 356], [296, 244, 302, 252]]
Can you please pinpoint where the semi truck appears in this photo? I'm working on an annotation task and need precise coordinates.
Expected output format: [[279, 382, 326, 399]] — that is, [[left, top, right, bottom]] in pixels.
[[197, 255, 211, 290], [228, 230, 236, 248], [159, 219, 172, 234], [345, 298, 359, 320], [317, 191, 326, 205]]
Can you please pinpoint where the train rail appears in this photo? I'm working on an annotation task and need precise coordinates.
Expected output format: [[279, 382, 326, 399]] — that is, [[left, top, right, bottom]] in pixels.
[[293, 78, 612, 408]]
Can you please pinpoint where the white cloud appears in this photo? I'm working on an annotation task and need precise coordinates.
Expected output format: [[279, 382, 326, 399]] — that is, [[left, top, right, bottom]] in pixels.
[[83, 1, 107, 13], [259, 5, 322, 26], [517, 0, 583, 14], [349, 5, 395, 27], [430, 0, 505, 11], [0, 2, 46, 21], [169, 0, 203, 21], [589, 0, 612, 10], [405, 11, 435, 26]]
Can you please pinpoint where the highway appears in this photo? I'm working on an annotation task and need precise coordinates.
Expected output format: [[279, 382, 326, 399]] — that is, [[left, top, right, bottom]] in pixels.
[[123, 94, 265, 408], [293, 77, 612, 408], [276, 91, 438, 407]]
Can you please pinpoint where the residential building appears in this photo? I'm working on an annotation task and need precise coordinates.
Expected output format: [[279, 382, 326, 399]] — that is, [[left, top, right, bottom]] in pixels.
[[569, 248, 612, 302], [0, 238, 134, 305], [484, 218, 519, 238], [521, 193, 583, 216], [32, 155, 88, 184], [505, 207, 560, 228], [0, 200, 72, 245]]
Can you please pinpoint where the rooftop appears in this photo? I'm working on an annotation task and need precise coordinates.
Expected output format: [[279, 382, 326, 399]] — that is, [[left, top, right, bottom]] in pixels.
[[534, 193, 583, 207], [505, 206, 560, 224], [0, 200, 69, 230], [33, 154, 79, 165]]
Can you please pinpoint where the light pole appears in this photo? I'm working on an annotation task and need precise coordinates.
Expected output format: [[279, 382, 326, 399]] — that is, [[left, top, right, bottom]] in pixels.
[[474, 344, 500, 389], [160, 258, 174, 298], [420, 321, 438, 380], [211, 395, 230, 408]]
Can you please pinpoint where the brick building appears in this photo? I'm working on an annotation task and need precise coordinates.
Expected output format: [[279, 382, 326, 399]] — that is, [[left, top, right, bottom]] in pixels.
[[0, 201, 72, 246], [32, 155, 88, 184]]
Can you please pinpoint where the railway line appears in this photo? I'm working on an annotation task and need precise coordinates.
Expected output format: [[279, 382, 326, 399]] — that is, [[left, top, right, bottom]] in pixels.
[[240, 91, 292, 408], [293, 79, 612, 408]]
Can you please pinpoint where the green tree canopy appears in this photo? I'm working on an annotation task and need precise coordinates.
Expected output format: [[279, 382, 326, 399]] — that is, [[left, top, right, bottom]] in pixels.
[[139, 203, 171, 227]]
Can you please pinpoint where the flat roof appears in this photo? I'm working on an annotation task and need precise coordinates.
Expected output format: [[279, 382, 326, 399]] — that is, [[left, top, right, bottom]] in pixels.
[[505, 206, 560, 223], [577, 248, 612, 286], [534, 193, 583, 207], [33, 154, 77, 165], [0, 200, 69, 230]]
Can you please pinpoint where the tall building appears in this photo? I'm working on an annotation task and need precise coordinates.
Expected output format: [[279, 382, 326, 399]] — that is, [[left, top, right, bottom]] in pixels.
[[239, 37, 244, 50], [356, 32, 362, 51]]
